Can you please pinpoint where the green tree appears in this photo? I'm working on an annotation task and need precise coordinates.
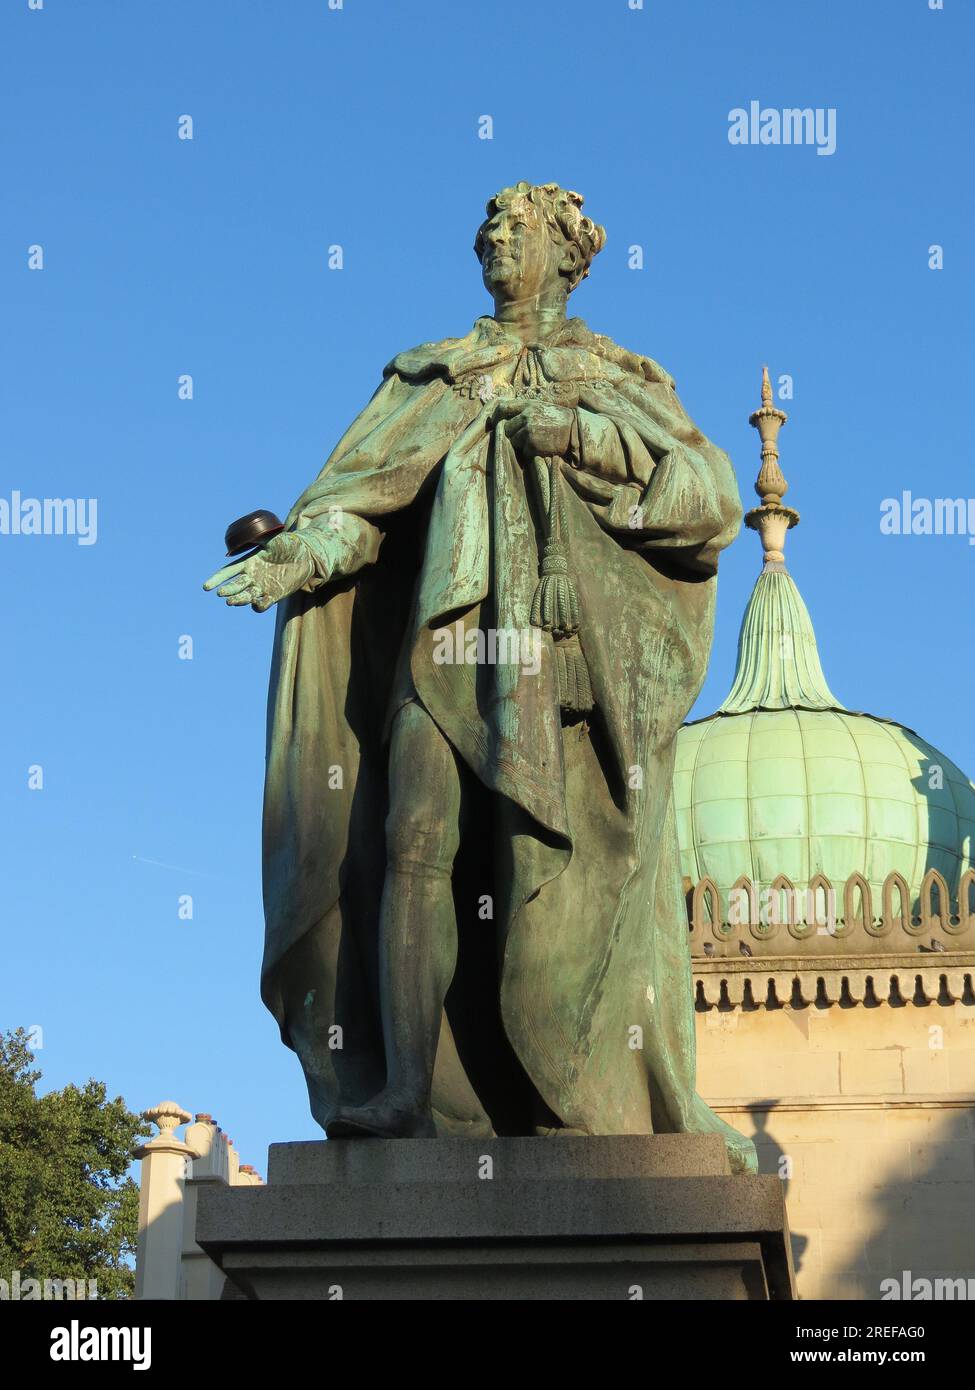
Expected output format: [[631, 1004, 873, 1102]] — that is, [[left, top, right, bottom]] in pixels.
[[0, 1028, 148, 1299]]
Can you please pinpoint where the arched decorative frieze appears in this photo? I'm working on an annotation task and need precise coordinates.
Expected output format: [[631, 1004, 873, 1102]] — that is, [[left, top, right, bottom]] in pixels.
[[919, 867, 950, 934], [874, 871, 910, 937], [762, 873, 811, 940], [753, 885, 782, 941], [800, 872, 835, 941], [727, 874, 758, 935], [945, 867, 975, 937], [684, 869, 972, 954], [692, 877, 726, 940], [763, 874, 795, 932], [840, 872, 871, 940]]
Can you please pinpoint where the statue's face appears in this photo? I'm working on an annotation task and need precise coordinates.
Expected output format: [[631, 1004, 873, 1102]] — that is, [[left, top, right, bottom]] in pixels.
[[479, 196, 565, 305]]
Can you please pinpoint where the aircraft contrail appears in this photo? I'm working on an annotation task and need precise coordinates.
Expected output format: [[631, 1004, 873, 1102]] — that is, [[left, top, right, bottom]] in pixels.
[[131, 854, 231, 882]]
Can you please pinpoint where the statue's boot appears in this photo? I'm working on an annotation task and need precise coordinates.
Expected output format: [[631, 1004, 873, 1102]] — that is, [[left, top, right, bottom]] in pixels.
[[325, 1092, 437, 1139]]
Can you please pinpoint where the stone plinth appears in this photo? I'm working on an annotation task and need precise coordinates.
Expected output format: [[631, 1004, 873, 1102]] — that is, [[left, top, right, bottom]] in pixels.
[[196, 1134, 796, 1300]]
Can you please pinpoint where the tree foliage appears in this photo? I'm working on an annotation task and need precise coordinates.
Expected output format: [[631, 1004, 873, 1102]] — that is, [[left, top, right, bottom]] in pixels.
[[0, 1029, 148, 1299]]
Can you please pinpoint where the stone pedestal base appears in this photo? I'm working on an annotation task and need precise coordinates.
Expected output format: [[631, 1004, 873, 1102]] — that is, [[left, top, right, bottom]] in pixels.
[[196, 1134, 796, 1300]]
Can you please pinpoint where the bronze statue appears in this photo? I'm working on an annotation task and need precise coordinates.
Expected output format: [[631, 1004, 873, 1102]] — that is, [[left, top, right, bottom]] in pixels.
[[205, 182, 756, 1173]]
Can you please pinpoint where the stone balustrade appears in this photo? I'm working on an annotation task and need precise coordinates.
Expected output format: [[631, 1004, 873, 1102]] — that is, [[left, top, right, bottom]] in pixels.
[[133, 1102, 262, 1300]]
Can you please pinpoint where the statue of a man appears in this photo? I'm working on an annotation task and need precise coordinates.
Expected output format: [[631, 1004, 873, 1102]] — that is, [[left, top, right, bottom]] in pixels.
[[205, 182, 756, 1173]]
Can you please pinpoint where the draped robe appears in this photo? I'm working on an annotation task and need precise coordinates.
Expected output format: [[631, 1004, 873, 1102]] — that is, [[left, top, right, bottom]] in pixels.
[[260, 314, 756, 1173]]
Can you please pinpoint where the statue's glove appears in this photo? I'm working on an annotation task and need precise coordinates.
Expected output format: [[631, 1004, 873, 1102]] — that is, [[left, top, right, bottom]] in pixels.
[[203, 531, 317, 612], [496, 402, 577, 461]]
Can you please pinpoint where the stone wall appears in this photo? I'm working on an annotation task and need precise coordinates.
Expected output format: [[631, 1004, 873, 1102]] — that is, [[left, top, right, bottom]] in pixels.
[[694, 960, 975, 1300]]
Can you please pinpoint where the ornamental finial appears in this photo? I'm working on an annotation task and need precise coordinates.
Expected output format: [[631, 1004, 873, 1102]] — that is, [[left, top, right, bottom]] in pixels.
[[745, 366, 798, 567], [133, 1100, 194, 1161], [760, 363, 773, 408]]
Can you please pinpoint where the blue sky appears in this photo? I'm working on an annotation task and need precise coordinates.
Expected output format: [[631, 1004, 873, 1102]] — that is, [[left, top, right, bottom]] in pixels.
[[2, 0, 972, 1170]]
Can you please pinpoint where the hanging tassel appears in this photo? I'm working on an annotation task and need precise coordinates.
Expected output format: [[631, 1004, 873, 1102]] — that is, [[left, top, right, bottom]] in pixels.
[[528, 454, 594, 714], [530, 457, 578, 635], [555, 633, 594, 714], [530, 538, 579, 636]]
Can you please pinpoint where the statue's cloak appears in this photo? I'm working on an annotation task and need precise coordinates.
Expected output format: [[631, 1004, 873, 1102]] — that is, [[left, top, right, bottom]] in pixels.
[[260, 315, 753, 1167]]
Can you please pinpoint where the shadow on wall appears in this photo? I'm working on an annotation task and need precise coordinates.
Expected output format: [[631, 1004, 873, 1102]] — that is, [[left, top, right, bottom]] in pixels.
[[858, 1102, 975, 1301], [742, 1094, 975, 1300], [745, 1103, 808, 1277]]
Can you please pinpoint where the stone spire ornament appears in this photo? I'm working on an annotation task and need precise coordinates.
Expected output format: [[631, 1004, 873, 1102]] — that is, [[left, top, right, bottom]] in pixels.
[[745, 365, 798, 568], [719, 367, 843, 713]]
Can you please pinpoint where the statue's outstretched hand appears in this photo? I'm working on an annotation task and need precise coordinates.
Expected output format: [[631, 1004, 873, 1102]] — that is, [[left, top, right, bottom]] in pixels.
[[203, 531, 316, 612]]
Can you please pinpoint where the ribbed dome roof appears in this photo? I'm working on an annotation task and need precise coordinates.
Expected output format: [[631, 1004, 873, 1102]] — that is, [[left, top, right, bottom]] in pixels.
[[674, 369, 975, 912], [676, 707, 975, 902]]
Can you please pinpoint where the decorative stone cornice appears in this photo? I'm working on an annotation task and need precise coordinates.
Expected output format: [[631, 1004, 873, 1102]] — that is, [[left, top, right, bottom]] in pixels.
[[709, 1094, 975, 1112], [693, 952, 975, 1010]]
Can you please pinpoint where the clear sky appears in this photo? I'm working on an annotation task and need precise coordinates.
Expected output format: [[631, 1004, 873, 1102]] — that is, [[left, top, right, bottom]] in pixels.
[[2, 0, 972, 1170]]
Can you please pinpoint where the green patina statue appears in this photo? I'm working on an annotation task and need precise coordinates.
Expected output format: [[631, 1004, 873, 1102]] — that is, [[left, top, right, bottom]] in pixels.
[[205, 182, 757, 1173]]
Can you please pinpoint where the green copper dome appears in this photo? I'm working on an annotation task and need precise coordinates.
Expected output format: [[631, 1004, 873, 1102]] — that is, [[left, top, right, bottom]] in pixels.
[[674, 371, 975, 915], [676, 705, 975, 902]]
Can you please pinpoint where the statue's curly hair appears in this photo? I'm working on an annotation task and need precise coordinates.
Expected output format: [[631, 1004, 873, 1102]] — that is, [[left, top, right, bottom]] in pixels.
[[474, 181, 606, 291]]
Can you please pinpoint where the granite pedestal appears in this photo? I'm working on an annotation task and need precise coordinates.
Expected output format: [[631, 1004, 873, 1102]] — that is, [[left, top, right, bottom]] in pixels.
[[196, 1134, 796, 1300]]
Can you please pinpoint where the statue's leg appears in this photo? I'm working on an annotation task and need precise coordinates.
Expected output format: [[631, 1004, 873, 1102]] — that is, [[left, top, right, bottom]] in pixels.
[[326, 699, 463, 1139]]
